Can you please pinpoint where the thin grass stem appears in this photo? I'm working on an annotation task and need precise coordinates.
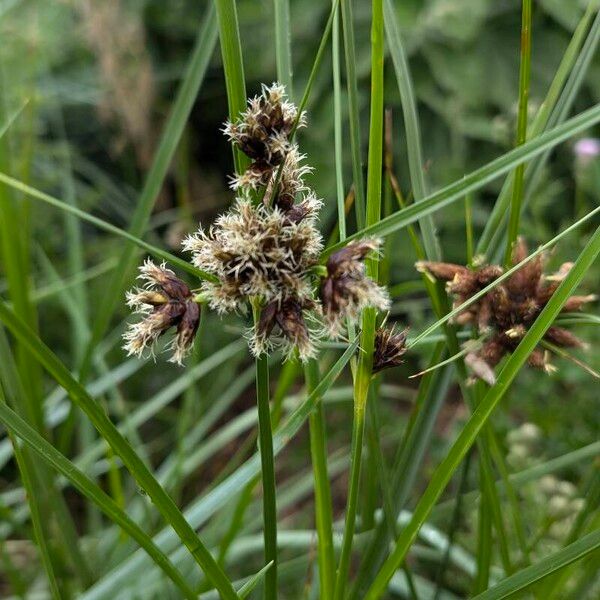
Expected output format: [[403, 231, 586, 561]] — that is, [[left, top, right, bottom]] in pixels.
[[504, 0, 533, 265], [253, 306, 277, 600], [334, 0, 384, 595], [341, 0, 366, 228], [305, 359, 335, 599]]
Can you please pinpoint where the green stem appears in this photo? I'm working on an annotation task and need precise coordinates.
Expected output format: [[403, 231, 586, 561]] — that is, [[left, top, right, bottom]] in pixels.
[[334, 383, 368, 600], [465, 193, 474, 266], [274, 0, 293, 95], [253, 309, 277, 600], [305, 359, 335, 599], [336, 0, 384, 594], [341, 0, 366, 228], [332, 0, 346, 241], [215, 0, 248, 175], [504, 0, 532, 265]]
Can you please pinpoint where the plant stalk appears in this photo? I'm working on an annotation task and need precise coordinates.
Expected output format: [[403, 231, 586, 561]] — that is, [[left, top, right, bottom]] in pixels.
[[253, 307, 277, 600], [504, 0, 533, 265], [335, 0, 384, 594], [305, 359, 335, 599]]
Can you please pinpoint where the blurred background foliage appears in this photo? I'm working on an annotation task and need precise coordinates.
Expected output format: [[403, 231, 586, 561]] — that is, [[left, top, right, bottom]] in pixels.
[[0, 0, 599, 596]]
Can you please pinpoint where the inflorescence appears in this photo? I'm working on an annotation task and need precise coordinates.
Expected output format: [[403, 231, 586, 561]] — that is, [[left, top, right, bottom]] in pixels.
[[124, 83, 390, 363], [417, 237, 596, 381]]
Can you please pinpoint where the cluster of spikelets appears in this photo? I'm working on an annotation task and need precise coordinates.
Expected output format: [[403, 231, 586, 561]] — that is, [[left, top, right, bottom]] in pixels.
[[123, 83, 394, 364], [417, 238, 596, 383], [123, 260, 200, 365]]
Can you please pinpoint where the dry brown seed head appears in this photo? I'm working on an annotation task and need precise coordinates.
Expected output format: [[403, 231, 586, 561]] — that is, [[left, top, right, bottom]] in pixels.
[[373, 326, 408, 373]]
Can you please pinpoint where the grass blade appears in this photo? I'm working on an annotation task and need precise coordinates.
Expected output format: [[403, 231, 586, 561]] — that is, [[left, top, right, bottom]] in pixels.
[[504, 0, 532, 265], [305, 359, 336, 599], [332, 0, 346, 241], [215, 0, 248, 174], [478, 4, 599, 258], [239, 561, 274, 599], [383, 0, 440, 260], [274, 0, 293, 95], [0, 172, 216, 282], [254, 349, 277, 599], [334, 0, 384, 595], [341, 0, 366, 228]]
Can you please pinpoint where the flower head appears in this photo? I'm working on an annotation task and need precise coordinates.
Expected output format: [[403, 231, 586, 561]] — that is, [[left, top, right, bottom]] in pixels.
[[183, 198, 322, 314], [320, 240, 390, 337], [266, 146, 313, 211], [223, 83, 306, 192], [123, 260, 200, 364], [417, 238, 596, 380], [373, 326, 408, 373]]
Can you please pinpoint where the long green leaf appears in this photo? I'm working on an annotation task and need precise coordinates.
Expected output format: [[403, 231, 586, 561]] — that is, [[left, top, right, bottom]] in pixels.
[[215, 0, 248, 174], [0, 172, 215, 281], [305, 359, 335, 599], [274, 0, 293, 94], [0, 401, 198, 600], [383, 0, 440, 260], [323, 103, 600, 256], [341, 0, 366, 228], [504, 0, 532, 265], [477, 4, 599, 257], [334, 0, 384, 595], [365, 225, 600, 598], [254, 348, 277, 599]]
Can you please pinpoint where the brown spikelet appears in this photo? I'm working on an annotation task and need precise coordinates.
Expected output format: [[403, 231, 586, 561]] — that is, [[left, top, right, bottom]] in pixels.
[[373, 327, 408, 373]]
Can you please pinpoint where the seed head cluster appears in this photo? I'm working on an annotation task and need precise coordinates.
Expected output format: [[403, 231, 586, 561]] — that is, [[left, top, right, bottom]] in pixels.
[[124, 83, 391, 364], [223, 83, 306, 192], [417, 238, 596, 380], [123, 260, 200, 364]]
